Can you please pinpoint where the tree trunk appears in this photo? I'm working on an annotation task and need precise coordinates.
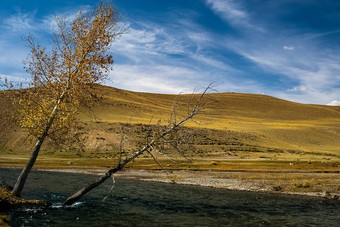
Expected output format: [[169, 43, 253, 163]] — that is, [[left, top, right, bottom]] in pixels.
[[64, 145, 149, 205], [64, 167, 119, 206], [11, 135, 47, 197], [64, 111, 198, 206], [12, 91, 65, 197]]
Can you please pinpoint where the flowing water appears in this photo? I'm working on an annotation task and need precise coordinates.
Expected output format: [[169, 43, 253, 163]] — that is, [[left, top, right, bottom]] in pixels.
[[1, 168, 339, 226]]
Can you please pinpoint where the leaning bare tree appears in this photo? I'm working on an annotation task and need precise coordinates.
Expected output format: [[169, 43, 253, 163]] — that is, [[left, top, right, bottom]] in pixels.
[[64, 87, 210, 206], [8, 2, 123, 197]]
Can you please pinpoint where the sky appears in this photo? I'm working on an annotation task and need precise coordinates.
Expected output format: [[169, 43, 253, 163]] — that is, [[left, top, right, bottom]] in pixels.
[[1, 0, 340, 105]]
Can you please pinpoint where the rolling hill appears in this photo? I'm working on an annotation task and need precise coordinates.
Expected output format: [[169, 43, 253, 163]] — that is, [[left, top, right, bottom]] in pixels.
[[1, 84, 340, 161]]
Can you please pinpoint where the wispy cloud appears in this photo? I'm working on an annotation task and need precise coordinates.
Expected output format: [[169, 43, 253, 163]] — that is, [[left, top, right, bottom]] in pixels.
[[205, 0, 247, 25], [3, 9, 36, 32], [230, 41, 340, 104], [203, 0, 340, 105], [107, 22, 266, 95], [108, 19, 238, 93], [2, 5, 92, 34], [0, 4, 95, 81], [303, 29, 340, 41], [108, 25, 207, 92], [110, 22, 188, 63], [205, 0, 262, 31]]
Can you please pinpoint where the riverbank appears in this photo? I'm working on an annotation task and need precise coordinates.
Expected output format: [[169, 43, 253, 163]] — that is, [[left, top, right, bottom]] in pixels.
[[0, 187, 47, 211], [2, 168, 339, 227], [30, 167, 340, 200], [1, 156, 339, 200]]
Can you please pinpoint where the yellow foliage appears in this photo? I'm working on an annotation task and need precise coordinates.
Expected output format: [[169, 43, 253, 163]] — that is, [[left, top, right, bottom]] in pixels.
[[9, 2, 123, 144]]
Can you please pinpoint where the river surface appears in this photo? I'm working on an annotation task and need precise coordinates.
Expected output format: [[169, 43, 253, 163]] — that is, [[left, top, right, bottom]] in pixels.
[[1, 168, 339, 226]]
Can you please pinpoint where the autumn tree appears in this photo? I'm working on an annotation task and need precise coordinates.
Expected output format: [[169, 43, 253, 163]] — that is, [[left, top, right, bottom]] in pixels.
[[9, 2, 123, 197]]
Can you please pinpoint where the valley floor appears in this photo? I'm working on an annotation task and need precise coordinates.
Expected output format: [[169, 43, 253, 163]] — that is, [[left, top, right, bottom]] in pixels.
[[1, 156, 339, 200]]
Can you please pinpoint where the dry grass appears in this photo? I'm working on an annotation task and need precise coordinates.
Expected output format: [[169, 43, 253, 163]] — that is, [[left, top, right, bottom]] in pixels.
[[225, 172, 340, 193], [1, 84, 340, 158], [1, 156, 339, 172]]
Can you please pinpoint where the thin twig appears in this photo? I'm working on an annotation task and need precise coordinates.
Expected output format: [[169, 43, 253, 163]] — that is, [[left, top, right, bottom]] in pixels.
[[147, 149, 170, 177], [102, 175, 115, 202]]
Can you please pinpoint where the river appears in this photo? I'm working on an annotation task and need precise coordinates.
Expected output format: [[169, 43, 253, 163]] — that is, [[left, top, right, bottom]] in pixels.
[[1, 168, 339, 226]]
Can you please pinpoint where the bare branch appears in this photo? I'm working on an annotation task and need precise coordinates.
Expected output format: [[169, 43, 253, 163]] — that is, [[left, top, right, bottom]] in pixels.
[[117, 131, 125, 168], [102, 175, 115, 202], [146, 149, 170, 177], [64, 85, 210, 205]]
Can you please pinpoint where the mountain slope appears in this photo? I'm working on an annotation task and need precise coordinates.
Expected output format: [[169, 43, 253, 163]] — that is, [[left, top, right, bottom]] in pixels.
[[1, 84, 339, 160], [78, 84, 340, 155]]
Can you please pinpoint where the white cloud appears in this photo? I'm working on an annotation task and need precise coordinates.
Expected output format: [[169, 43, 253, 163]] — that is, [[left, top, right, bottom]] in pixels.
[[111, 23, 188, 64], [106, 64, 205, 94], [283, 46, 294, 50], [192, 54, 232, 71], [41, 5, 92, 33], [110, 20, 235, 73], [105, 20, 249, 96], [205, 0, 262, 31], [106, 63, 266, 97], [3, 5, 92, 34], [206, 0, 247, 22], [227, 38, 340, 104], [287, 85, 307, 92], [203, 0, 339, 105], [327, 100, 340, 106], [187, 32, 211, 44], [3, 10, 35, 32]]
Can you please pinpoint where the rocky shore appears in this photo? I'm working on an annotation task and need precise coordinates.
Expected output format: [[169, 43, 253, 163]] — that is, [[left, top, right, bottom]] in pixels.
[[39, 168, 340, 200]]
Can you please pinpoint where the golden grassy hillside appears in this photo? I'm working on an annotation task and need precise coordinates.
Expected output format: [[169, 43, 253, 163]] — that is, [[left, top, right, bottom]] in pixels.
[[78, 85, 340, 156], [1, 84, 339, 161]]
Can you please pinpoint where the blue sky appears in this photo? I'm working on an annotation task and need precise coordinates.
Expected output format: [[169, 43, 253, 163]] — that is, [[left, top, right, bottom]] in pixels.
[[1, 0, 340, 105]]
